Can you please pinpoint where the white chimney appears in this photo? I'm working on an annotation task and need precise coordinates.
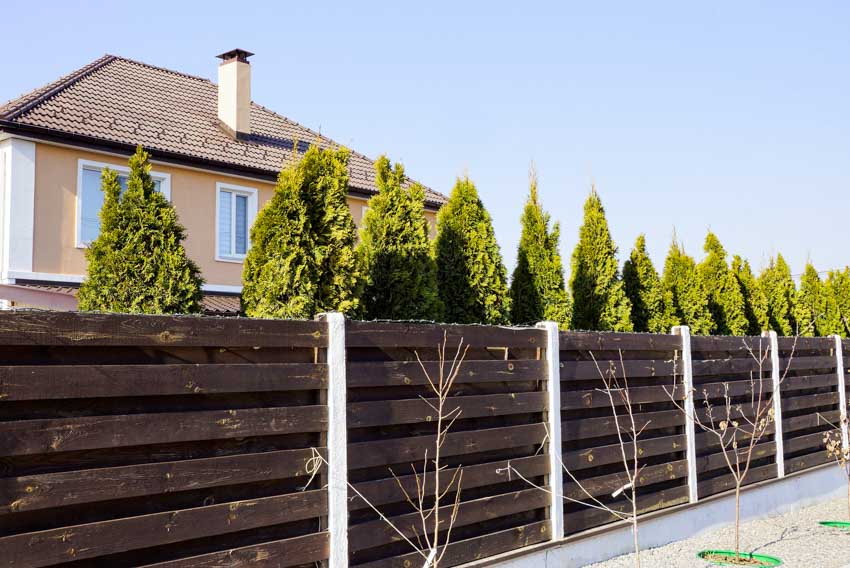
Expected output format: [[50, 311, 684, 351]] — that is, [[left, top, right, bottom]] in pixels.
[[216, 49, 253, 136]]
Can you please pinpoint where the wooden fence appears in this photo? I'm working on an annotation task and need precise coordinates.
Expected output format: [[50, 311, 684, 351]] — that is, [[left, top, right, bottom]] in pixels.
[[0, 312, 846, 568]]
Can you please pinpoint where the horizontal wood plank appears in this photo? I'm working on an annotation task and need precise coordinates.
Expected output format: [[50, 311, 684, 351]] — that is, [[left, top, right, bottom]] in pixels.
[[0, 312, 326, 348], [0, 447, 322, 514], [349, 488, 548, 552], [566, 485, 689, 533], [347, 360, 545, 388], [564, 459, 688, 500], [563, 435, 687, 472], [560, 332, 680, 352], [562, 384, 682, 410], [348, 423, 547, 470], [346, 321, 544, 349], [690, 335, 767, 352], [0, 406, 327, 456], [560, 359, 678, 381], [0, 363, 327, 401], [562, 410, 683, 439], [356, 521, 549, 568], [0, 490, 326, 567], [348, 392, 546, 428], [350, 454, 549, 511], [142, 531, 329, 568]]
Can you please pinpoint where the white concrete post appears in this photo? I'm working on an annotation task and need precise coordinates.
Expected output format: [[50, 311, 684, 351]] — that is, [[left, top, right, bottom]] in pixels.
[[763, 331, 785, 478], [672, 325, 698, 503], [537, 321, 564, 541], [318, 312, 348, 568], [834, 335, 849, 455]]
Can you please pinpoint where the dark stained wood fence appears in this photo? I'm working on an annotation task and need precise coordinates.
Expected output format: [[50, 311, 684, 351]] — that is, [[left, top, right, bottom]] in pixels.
[[778, 337, 840, 475], [0, 312, 330, 568], [689, 335, 779, 499], [559, 331, 689, 534], [0, 312, 844, 568], [345, 321, 550, 567]]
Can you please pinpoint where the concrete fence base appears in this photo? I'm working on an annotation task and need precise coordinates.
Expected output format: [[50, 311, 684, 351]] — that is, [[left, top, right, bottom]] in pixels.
[[473, 464, 845, 568]]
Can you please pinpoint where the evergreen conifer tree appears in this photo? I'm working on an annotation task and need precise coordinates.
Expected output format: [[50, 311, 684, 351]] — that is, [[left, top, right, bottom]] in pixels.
[[434, 177, 510, 324], [622, 234, 667, 332], [509, 168, 570, 327], [731, 255, 769, 335], [759, 254, 796, 336], [242, 145, 361, 319], [698, 232, 748, 335], [569, 188, 632, 331], [661, 239, 714, 335], [78, 146, 204, 314], [795, 262, 826, 336], [824, 268, 850, 337], [356, 155, 441, 321]]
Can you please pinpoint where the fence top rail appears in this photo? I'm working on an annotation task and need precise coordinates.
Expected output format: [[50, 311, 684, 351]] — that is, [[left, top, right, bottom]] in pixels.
[[689, 335, 768, 353], [558, 330, 681, 352], [345, 320, 545, 349], [776, 336, 835, 351], [0, 311, 327, 348]]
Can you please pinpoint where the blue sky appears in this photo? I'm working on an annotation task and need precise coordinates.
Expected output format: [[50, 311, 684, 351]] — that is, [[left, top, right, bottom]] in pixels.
[[2, 1, 847, 279]]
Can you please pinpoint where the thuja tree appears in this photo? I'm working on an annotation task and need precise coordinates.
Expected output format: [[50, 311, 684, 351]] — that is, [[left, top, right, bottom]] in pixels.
[[509, 169, 570, 327], [79, 146, 204, 314], [242, 145, 361, 318], [759, 254, 796, 336], [569, 188, 632, 331], [356, 155, 441, 321], [698, 232, 748, 335], [661, 240, 714, 335], [434, 177, 510, 324], [622, 234, 667, 333], [732, 255, 769, 335], [824, 268, 850, 336], [795, 262, 825, 336]]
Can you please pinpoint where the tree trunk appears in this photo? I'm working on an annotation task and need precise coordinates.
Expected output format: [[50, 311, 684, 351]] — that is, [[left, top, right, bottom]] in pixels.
[[734, 483, 741, 560]]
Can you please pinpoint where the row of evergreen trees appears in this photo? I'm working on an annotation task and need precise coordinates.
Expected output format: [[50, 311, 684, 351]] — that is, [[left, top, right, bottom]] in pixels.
[[79, 146, 849, 337]]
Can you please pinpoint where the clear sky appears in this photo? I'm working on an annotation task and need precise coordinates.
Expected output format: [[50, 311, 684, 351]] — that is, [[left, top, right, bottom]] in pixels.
[[2, 1, 847, 279]]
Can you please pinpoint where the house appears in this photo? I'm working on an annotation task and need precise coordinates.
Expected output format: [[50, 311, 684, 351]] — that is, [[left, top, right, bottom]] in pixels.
[[0, 49, 445, 315]]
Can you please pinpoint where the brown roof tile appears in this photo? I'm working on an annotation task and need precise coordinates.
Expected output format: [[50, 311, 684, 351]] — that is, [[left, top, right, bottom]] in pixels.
[[9, 282, 241, 316], [0, 55, 446, 205]]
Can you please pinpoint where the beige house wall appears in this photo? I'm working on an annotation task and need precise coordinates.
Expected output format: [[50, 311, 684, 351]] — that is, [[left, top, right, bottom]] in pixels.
[[31, 143, 437, 288]]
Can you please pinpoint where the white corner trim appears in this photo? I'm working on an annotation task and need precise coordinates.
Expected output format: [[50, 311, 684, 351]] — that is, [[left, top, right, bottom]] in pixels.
[[214, 181, 258, 263], [764, 330, 785, 478], [5, 271, 84, 284], [672, 325, 698, 503], [2, 139, 35, 277], [201, 283, 242, 294], [317, 312, 348, 568], [75, 158, 171, 248], [537, 321, 564, 541]]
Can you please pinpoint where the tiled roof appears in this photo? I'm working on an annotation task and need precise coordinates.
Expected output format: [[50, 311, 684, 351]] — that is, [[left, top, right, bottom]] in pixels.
[[0, 55, 446, 206], [9, 282, 241, 316]]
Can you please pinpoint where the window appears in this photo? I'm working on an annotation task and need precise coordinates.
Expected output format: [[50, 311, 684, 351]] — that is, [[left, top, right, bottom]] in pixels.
[[76, 159, 170, 247], [216, 183, 258, 262]]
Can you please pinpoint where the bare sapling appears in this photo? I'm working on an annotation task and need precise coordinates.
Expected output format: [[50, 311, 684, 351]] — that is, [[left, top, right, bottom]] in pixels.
[[305, 332, 468, 568], [501, 350, 650, 568], [819, 414, 850, 520], [665, 335, 797, 564]]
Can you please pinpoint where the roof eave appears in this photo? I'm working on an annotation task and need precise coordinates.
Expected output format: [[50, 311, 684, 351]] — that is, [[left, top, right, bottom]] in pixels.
[[0, 121, 443, 210]]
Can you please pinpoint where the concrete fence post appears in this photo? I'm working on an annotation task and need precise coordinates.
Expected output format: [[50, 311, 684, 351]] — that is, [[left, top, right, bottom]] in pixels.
[[672, 325, 699, 503], [318, 312, 348, 568], [834, 335, 849, 455], [763, 331, 785, 478], [537, 321, 564, 541]]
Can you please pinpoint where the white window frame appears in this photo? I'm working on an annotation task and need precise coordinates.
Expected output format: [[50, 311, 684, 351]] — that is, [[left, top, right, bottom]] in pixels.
[[215, 182, 258, 263], [75, 159, 171, 248]]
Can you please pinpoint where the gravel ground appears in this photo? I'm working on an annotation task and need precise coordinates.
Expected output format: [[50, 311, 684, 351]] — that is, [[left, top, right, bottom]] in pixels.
[[586, 497, 850, 568]]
